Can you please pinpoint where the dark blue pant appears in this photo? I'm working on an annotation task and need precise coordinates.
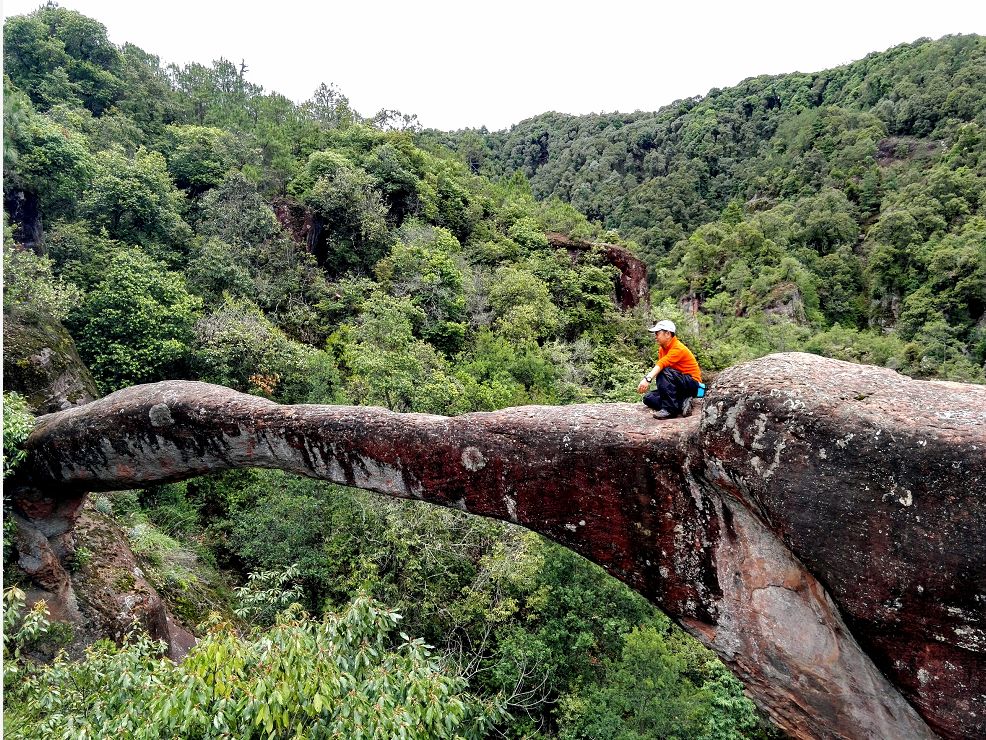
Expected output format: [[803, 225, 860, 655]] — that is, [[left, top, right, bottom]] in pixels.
[[643, 368, 699, 416]]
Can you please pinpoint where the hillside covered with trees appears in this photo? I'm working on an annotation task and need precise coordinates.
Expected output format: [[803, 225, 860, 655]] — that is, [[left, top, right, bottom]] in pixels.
[[434, 34, 986, 380], [2, 3, 983, 738]]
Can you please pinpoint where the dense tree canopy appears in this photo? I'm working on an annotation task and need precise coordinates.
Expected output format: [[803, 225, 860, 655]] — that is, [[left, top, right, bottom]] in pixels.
[[431, 34, 985, 380]]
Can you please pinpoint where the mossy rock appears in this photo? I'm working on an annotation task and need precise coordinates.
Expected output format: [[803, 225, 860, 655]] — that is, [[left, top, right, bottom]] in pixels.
[[2, 310, 98, 412], [141, 547, 237, 631]]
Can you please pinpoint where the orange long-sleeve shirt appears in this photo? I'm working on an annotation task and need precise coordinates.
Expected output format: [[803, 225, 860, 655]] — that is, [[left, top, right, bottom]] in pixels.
[[653, 337, 702, 382]]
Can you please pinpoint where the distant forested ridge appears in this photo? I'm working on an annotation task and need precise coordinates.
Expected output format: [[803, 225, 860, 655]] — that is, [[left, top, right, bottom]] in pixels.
[[431, 34, 986, 380], [2, 4, 982, 738]]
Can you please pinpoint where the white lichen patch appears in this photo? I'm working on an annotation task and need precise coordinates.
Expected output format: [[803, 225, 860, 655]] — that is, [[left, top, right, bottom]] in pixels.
[[836, 432, 855, 449], [749, 438, 786, 480], [953, 626, 985, 651], [780, 396, 806, 412], [461, 446, 487, 471], [750, 414, 769, 450], [505, 495, 518, 522], [725, 401, 746, 446], [148, 403, 174, 428], [899, 490, 913, 507]]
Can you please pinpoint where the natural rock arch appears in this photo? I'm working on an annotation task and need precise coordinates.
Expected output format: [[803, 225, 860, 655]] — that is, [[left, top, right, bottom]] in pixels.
[[9, 353, 985, 740]]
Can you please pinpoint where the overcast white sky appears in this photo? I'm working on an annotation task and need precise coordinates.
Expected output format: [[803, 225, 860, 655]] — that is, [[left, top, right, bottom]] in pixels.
[[4, 0, 986, 131]]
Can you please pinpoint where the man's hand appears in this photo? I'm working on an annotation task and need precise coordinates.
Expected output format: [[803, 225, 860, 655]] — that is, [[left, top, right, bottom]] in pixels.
[[637, 378, 650, 394]]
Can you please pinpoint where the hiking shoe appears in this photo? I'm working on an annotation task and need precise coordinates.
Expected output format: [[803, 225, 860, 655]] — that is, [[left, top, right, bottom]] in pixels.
[[681, 398, 692, 417], [652, 409, 672, 419]]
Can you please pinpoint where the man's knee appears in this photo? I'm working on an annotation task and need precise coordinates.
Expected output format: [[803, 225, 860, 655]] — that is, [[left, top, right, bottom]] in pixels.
[[657, 368, 685, 390]]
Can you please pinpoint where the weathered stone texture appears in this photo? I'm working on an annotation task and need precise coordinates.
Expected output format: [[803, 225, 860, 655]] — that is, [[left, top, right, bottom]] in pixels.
[[703, 353, 986, 739], [3, 311, 99, 413], [10, 352, 985, 739]]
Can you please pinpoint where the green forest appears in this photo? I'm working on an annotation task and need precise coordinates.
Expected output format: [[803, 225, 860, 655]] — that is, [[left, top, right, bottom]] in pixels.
[[2, 3, 984, 738], [431, 35, 986, 380]]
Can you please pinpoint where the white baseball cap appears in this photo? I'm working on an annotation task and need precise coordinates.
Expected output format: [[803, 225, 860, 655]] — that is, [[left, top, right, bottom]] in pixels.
[[648, 320, 676, 333]]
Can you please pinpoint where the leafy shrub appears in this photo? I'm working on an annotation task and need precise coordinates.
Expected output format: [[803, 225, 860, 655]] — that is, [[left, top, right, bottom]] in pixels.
[[126, 522, 180, 567], [79, 146, 192, 253], [92, 495, 113, 515], [68, 247, 201, 391], [191, 299, 341, 403], [343, 293, 464, 413], [556, 625, 775, 740], [106, 489, 143, 520], [3, 587, 54, 669], [233, 563, 304, 627], [68, 546, 93, 572], [2, 392, 34, 478], [4, 596, 501, 739], [2, 244, 81, 323]]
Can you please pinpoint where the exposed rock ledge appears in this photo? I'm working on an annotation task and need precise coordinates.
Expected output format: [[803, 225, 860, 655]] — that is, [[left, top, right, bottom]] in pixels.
[[546, 231, 649, 310], [9, 353, 985, 740]]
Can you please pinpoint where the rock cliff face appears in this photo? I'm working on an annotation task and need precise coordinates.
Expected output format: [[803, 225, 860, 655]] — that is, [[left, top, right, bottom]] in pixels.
[[4, 310, 208, 661], [10, 489, 196, 661], [703, 355, 985, 739], [3, 189, 43, 250], [9, 353, 985, 740], [547, 232, 649, 309]]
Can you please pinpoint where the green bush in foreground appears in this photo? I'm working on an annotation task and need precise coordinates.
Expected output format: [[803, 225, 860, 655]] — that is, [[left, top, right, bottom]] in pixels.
[[4, 593, 502, 739], [2, 391, 34, 478]]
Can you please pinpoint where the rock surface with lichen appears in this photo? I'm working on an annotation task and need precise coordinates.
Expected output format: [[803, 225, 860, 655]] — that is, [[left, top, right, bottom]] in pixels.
[[9, 495, 199, 661], [8, 352, 985, 740], [2, 310, 98, 413]]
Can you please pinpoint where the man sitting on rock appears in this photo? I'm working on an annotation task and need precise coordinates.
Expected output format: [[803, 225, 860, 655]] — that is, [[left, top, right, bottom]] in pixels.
[[636, 320, 703, 419]]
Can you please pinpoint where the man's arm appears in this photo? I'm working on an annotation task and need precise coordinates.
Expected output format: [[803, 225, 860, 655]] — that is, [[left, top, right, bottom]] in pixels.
[[637, 363, 661, 394]]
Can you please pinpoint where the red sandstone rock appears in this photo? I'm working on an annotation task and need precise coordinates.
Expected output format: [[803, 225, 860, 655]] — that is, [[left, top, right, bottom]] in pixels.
[[547, 232, 649, 309], [3, 310, 99, 413], [702, 353, 986, 740], [69, 508, 196, 660], [10, 352, 986, 739]]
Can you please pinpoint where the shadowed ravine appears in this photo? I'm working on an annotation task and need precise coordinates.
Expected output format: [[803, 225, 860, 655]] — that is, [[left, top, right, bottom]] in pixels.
[[10, 353, 985, 740]]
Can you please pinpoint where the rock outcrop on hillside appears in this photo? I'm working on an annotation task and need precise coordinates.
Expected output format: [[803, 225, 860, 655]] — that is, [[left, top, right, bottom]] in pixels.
[[3, 311, 98, 413], [9, 353, 985, 740], [11, 479, 198, 661], [547, 232, 649, 309]]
